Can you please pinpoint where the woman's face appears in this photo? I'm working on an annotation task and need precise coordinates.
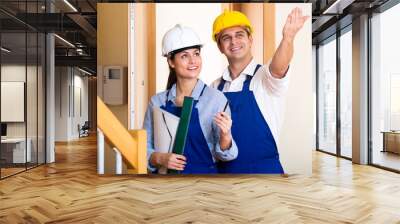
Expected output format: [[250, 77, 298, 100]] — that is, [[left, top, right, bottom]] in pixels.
[[168, 48, 202, 80]]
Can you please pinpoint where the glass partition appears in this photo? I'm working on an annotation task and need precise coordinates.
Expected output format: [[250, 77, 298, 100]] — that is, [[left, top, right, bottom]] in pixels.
[[0, 1, 46, 179], [1, 30, 28, 178]]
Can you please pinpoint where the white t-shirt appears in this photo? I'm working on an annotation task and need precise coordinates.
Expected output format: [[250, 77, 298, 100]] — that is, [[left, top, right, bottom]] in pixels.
[[211, 59, 289, 143]]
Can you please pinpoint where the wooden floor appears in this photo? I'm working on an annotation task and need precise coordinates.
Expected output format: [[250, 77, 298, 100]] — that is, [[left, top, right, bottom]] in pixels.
[[1, 136, 400, 223], [1, 163, 45, 178], [0, 167, 26, 178], [373, 150, 400, 171]]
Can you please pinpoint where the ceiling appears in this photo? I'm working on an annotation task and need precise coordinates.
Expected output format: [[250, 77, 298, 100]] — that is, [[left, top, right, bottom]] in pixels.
[[310, 0, 391, 44], [0, 0, 396, 74], [1, 0, 97, 74]]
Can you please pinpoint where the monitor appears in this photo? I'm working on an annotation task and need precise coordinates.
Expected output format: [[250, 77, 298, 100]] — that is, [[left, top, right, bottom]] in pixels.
[[1, 123, 7, 137]]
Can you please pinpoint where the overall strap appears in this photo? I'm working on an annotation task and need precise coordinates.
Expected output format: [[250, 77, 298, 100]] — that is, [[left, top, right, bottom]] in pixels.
[[243, 64, 262, 91], [217, 78, 226, 91], [245, 64, 262, 82], [199, 83, 207, 98], [219, 64, 263, 91], [164, 89, 170, 106]]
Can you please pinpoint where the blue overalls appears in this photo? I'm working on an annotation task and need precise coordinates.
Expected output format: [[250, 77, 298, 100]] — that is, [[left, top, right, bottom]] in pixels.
[[217, 64, 284, 174], [161, 83, 218, 174]]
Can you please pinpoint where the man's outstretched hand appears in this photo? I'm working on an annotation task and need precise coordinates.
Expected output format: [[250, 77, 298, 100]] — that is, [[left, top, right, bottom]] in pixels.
[[282, 7, 309, 42], [270, 7, 309, 78]]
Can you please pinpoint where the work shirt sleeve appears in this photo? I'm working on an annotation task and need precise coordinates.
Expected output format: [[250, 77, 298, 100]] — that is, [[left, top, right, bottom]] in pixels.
[[252, 60, 290, 97], [142, 98, 157, 173]]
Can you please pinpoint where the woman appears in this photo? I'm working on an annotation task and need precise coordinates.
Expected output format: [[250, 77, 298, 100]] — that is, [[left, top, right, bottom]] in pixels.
[[143, 24, 238, 174]]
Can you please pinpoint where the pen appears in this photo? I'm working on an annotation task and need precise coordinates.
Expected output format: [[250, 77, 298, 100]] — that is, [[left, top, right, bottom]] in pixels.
[[223, 100, 229, 112]]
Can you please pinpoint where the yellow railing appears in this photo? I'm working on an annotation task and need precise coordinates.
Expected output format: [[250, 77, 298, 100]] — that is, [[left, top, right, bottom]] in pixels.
[[97, 96, 147, 174]]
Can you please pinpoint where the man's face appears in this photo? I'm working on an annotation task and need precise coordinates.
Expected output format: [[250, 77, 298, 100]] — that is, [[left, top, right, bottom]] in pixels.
[[216, 26, 253, 61]]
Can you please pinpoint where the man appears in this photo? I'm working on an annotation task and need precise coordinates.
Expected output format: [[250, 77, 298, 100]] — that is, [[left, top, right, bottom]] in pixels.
[[211, 8, 309, 174]]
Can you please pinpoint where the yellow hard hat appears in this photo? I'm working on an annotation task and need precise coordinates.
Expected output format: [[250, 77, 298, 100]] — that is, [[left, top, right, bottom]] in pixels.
[[212, 10, 253, 42]]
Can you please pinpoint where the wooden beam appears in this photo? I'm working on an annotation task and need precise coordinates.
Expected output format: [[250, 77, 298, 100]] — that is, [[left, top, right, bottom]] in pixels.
[[147, 3, 156, 100], [221, 3, 241, 12], [263, 3, 276, 64], [97, 96, 147, 173], [128, 130, 148, 174]]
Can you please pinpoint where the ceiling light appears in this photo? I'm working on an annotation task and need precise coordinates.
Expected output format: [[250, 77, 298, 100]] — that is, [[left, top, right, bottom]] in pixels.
[[54, 34, 75, 48], [78, 67, 93, 76], [63, 0, 78, 12], [322, 0, 355, 15], [1, 47, 11, 53]]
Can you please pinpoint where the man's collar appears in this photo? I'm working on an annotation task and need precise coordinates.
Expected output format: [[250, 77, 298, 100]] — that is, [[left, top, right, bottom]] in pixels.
[[222, 59, 257, 81]]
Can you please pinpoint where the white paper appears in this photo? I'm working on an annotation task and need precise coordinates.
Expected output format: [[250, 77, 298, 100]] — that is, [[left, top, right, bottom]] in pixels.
[[153, 107, 180, 174]]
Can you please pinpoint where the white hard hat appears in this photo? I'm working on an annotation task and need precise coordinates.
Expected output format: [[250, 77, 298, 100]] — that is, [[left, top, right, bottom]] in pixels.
[[162, 24, 203, 57]]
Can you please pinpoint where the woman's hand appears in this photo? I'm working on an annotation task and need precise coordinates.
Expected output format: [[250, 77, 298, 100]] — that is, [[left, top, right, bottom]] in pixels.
[[214, 112, 232, 136], [214, 112, 233, 150], [150, 152, 186, 171]]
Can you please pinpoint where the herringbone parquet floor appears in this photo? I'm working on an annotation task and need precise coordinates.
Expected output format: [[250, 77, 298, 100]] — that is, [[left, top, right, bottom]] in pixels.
[[1, 135, 400, 223]]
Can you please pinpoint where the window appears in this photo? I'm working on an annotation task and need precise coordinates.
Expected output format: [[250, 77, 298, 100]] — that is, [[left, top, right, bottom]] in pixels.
[[339, 28, 352, 158], [371, 3, 400, 171], [317, 36, 337, 155]]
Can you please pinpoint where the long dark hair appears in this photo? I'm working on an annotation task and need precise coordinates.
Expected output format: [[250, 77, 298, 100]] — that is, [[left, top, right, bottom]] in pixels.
[[166, 45, 201, 90], [166, 67, 177, 90]]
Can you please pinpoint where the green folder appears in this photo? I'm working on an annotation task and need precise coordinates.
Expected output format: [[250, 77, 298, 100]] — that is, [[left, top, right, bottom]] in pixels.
[[168, 96, 194, 174]]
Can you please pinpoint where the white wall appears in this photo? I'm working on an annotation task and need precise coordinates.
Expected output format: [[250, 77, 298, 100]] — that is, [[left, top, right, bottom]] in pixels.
[[1, 66, 25, 125], [155, 3, 226, 92], [275, 4, 313, 175], [1, 64, 46, 164], [55, 67, 89, 141], [312, 45, 317, 151], [55, 67, 69, 141], [1, 65, 26, 81], [1, 65, 31, 138], [72, 73, 89, 138]]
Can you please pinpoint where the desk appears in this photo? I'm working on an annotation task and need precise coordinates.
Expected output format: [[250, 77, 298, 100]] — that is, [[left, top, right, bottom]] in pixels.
[[1, 138, 31, 163], [382, 131, 400, 154]]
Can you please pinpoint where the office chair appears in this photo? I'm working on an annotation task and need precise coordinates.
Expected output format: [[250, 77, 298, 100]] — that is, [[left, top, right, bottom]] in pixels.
[[79, 121, 90, 138]]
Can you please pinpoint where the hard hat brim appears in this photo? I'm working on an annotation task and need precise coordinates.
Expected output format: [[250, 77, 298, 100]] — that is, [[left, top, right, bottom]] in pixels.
[[213, 25, 253, 42], [164, 44, 203, 57]]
